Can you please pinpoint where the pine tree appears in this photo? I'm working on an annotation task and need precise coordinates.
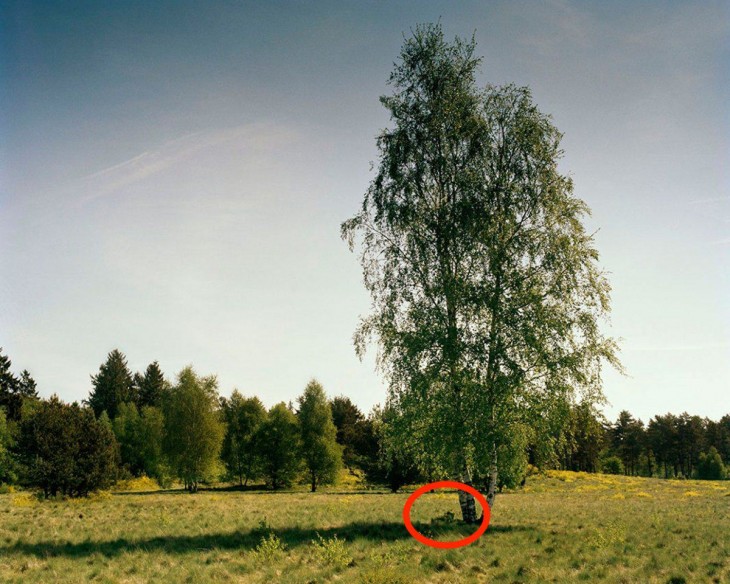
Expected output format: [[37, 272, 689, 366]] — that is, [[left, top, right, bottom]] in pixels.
[[135, 361, 166, 408], [0, 349, 38, 421], [87, 350, 135, 419], [17, 370, 38, 399]]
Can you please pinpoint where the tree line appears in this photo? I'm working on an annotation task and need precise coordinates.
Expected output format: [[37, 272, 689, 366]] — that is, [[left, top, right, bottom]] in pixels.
[[557, 404, 729, 480], [0, 346, 727, 498]]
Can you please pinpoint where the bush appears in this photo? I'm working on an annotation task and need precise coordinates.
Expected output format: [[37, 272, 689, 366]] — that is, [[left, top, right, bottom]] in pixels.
[[601, 456, 624, 475], [253, 532, 286, 562], [18, 396, 119, 497], [696, 447, 726, 480], [311, 533, 353, 569]]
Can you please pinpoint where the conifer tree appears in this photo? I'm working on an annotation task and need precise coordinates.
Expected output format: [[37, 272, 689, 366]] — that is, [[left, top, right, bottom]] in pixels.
[[0, 349, 38, 421], [87, 350, 135, 419], [135, 361, 166, 408]]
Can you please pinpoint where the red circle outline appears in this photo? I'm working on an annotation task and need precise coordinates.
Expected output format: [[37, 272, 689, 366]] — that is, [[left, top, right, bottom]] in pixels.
[[402, 480, 491, 549]]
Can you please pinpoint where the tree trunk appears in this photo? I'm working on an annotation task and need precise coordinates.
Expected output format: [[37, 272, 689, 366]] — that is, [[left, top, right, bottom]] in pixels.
[[486, 443, 498, 509], [457, 471, 480, 524], [311, 473, 317, 493]]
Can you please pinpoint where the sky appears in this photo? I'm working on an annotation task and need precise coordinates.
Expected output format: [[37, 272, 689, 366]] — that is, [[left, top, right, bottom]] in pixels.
[[1, 0, 728, 422]]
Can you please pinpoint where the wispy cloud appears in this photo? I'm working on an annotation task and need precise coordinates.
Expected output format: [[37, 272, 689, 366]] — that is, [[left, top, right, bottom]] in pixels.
[[77, 124, 297, 203]]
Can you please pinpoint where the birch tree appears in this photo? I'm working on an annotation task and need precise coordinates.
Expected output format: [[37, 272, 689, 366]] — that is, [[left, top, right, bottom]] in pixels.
[[342, 23, 620, 523]]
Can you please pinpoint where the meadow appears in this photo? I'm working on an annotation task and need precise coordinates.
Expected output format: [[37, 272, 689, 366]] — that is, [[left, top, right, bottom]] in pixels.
[[0, 471, 728, 584]]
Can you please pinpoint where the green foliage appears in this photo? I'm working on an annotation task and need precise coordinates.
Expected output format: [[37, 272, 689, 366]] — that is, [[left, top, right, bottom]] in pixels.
[[297, 380, 343, 492], [696, 446, 726, 480], [253, 532, 286, 562], [134, 361, 166, 408], [341, 23, 619, 514], [365, 405, 421, 492], [113, 403, 168, 484], [162, 367, 224, 492], [87, 350, 135, 419], [556, 401, 607, 473], [611, 410, 646, 476], [601, 456, 624, 475], [18, 396, 119, 497], [0, 408, 18, 485], [495, 424, 530, 490], [0, 348, 39, 422], [311, 533, 353, 569], [1, 470, 729, 582], [257, 402, 302, 489], [220, 391, 266, 486], [330, 396, 380, 472]]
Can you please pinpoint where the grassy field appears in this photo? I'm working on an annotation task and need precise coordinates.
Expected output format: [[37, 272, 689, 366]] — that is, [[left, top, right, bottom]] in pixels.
[[1, 471, 728, 583]]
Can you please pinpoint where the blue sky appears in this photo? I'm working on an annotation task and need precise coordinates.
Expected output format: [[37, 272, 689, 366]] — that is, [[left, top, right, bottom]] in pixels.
[[1, 1, 728, 422]]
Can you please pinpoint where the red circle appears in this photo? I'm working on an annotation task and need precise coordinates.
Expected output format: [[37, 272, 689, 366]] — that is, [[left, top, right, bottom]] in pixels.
[[402, 480, 491, 549]]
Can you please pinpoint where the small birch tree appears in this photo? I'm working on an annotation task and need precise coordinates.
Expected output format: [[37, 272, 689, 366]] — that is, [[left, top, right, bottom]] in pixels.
[[297, 380, 342, 492]]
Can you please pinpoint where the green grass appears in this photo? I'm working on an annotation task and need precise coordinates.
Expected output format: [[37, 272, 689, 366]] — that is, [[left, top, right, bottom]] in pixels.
[[1, 471, 728, 583]]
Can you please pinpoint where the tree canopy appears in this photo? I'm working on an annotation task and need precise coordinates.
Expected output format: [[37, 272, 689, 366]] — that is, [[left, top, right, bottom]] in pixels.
[[258, 402, 302, 490], [297, 380, 342, 492], [342, 23, 619, 522], [162, 367, 224, 492], [220, 391, 267, 486], [87, 350, 135, 419]]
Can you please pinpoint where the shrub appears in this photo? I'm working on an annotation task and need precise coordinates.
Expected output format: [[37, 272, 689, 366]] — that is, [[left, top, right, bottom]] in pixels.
[[252, 532, 286, 562], [311, 533, 353, 569], [696, 447, 726, 480], [18, 396, 119, 497], [600, 456, 624, 475]]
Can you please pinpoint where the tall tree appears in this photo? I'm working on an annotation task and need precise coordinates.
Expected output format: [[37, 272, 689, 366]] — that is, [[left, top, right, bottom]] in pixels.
[[366, 405, 422, 492], [559, 401, 605, 473], [17, 370, 38, 400], [706, 415, 730, 465], [220, 391, 267, 486], [0, 349, 38, 421], [648, 414, 678, 478], [162, 367, 224, 492], [342, 24, 619, 522], [112, 403, 167, 483], [257, 402, 302, 490], [0, 408, 17, 485], [297, 380, 343, 492], [135, 361, 166, 408], [612, 411, 645, 476], [330, 396, 364, 465], [87, 350, 135, 419]]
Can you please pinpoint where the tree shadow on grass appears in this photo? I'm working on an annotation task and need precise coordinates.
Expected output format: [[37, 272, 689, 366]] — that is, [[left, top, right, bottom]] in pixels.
[[2, 522, 529, 559], [114, 487, 394, 496]]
